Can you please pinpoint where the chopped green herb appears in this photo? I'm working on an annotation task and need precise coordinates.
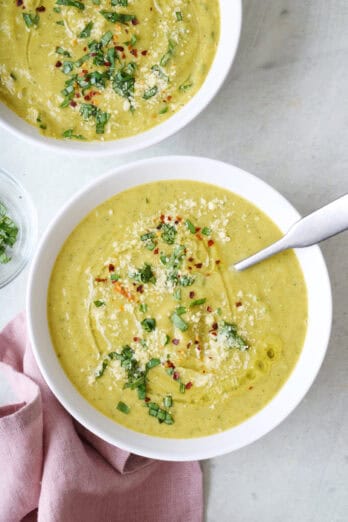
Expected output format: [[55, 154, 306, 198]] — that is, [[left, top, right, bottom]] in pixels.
[[113, 62, 136, 104], [217, 307, 222, 316], [62, 129, 85, 140], [100, 31, 113, 46], [0, 202, 19, 264], [159, 106, 169, 114], [56, 0, 85, 10], [179, 275, 194, 287], [160, 38, 176, 67], [56, 20, 65, 25], [151, 64, 169, 82], [173, 288, 181, 301], [185, 219, 196, 234], [79, 104, 110, 134], [23, 13, 39, 28], [190, 298, 206, 307], [110, 273, 120, 281], [139, 303, 148, 313], [220, 321, 248, 351], [161, 223, 177, 245], [176, 11, 183, 21], [94, 300, 105, 307], [175, 306, 186, 316], [163, 395, 172, 408], [95, 359, 109, 378], [111, 0, 128, 5], [146, 401, 174, 424], [141, 318, 156, 332], [96, 110, 110, 134], [143, 86, 158, 100], [53, 6, 61, 12], [10, 72, 17, 81], [117, 401, 130, 414], [164, 334, 170, 345], [62, 61, 74, 74], [179, 80, 193, 92], [56, 47, 71, 57], [79, 21, 93, 38], [202, 227, 212, 236], [131, 263, 156, 284], [171, 312, 188, 332], [124, 34, 137, 46], [146, 358, 161, 370], [179, 382, 185, 393], [100, 10, 135, 24]]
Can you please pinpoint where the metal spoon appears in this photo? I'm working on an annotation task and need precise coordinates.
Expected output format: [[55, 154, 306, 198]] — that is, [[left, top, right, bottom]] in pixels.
[[234, 194, 348, 271]]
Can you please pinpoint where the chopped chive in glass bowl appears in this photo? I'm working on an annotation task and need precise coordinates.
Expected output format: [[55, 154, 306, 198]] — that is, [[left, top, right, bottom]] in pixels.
[[0, 169, 37, 289]]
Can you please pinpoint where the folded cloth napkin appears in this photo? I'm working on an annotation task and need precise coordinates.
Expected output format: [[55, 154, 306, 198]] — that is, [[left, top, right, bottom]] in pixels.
[[0, 314, 203, 522]]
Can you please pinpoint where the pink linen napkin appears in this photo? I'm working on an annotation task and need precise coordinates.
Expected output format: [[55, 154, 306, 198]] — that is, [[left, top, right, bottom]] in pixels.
[[0, 314, 203, 522]]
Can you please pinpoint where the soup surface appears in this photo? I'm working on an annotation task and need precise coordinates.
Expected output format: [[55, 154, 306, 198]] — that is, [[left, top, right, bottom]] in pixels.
[[48, 181, 307, 438], [0, 0, 219, 141]]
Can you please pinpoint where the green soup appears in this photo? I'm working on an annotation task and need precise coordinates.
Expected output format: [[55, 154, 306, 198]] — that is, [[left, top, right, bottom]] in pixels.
[[47, 181, 308, 438], [0, 0, 219, 141]]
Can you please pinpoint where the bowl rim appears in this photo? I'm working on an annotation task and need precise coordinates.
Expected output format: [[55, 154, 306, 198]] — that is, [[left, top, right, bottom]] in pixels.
[[27, 156, 332, 461], [0, 0, 242, 156]]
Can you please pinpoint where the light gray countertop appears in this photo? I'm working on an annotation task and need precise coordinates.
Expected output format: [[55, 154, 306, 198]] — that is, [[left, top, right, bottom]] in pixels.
[[0, 1, 347, 520]]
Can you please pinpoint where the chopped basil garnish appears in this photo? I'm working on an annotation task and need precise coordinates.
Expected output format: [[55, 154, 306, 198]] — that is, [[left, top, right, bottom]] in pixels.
[[62, 61, 74, 74], [100, 10, 135, 24], [56, 47, 71, 57], [160, 38, 176, 67], [53, 6, 61, 12], [56, 20, 65, 25], [143, 86, 158, 100], [100, 31, 113, 46], [185, 219, 196, 234], [146, 402, 174, 424], [62, 129, 85, 140], [94, 300, 105, 307], [117, 401, 130, 414], [173, 288, 181, 301], [179, 80, 193, 92], [131, 263, 156, 284], [220, 321, 248, 351], [146, 358, 161, 370], [176, 11, 183, 21], [171, 312, 188, 332], [79, 104, 110, 134], [141, 318, 156, 332], [179, 275, 194, 287], [175, 306, 186, 316], [56, 0, 85, 9], [79, 21, 93, 38], [124, 34, 137, 46], [95, 359, 109, 378], [161, 223, 177, 244], [23, 13, 39, 28], [110, 273, 120, 281], [159, 106, 169, 114], [113, 63, 136, 104], [179, 382, 185, 394], [164, 334, 170, 345], [202, 227, 211, 236], [190, 298, 206, 307], [151, 65, 169, 82], [163, 395, 172, 408], [139, 303, 148, 313]]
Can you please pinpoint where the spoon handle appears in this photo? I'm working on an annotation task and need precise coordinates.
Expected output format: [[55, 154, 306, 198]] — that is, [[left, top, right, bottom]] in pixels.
[[234, 194, 348, 271]]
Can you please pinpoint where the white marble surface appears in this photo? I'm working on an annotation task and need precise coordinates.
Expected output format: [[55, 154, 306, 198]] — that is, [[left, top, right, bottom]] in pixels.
[[1, 1, 347, 520]]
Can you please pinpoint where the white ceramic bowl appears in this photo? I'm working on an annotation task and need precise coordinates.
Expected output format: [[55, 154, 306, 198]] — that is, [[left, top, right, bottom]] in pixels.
[[27, 156, 332, 461], [0, 1, 241, 156]]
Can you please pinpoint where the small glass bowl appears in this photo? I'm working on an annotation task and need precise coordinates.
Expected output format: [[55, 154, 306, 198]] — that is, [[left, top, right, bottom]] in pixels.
[[0, 169, 37, 289]]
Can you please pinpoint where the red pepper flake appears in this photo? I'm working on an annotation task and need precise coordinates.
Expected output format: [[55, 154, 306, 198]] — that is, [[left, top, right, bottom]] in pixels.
[[196, 233, 203, 240], [144, 397, 151, 403], [208, 239, 214, 247], [189, 291, 195, 298], [195, 263, 203, 269], [136, 285, 144, 293], [160, 214, 165, 222], [176, 216, 182, 222], [75, 92, 81, 98], [212, 322, 218, 330], [141, 50, 148, 56], [167, 95, 172, 101], [36, 5, 45, 12], [188, 257, 194, 262], [172, 338, 180, 345], [82, 69, 88, 74], [215, 260, 221, 265], [188, 266, 192, 271], [211, 331, 217, 337], [108, 264, 115, 272], [194, 340, 199, 345], [116, 46, 124, 52], [174, 220, 179, 225], [207, 306, 212, 313], [95, 277, 107, 283], [83, 47, 87, 51], [173, 371, 180, 381], [185, 382, 193, 390], [195, 227, 201, 233], [196, 345, 201, 351], [131, 18, 139, 25], [153, 248, 159, 255], [236, 301, 243, 307], [69, 100, 77, 107], [167, 216, 172, 221], [84, 94, 91, 101], [122, 53, 126, 59], [186, 342, 192, 348], [165, 360, 175, 369], [104, 61, 111, 67], [130, 49, 138, 57], [133, 337, 140, 342], [55, 61, 62, 68], [16, 0, 23, 6]]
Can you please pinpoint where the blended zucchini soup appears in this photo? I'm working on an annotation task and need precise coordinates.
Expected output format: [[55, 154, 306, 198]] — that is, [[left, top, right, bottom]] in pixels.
[[0, 0, 219, 141], [48, 181, 307, 438]]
